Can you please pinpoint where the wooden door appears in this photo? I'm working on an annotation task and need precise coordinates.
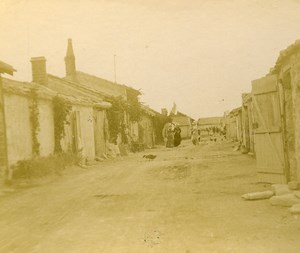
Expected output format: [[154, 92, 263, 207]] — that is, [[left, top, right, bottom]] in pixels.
[[93, 109, 106, 157], [251, 75, 287, 183]]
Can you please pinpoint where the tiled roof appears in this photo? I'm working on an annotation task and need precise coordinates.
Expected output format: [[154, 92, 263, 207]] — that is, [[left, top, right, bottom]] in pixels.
[[172, 115, 191, 126], [242, 93, 252, 104], [141, 104, 160, 117], [198, 117, 223, 125], [73, 71, 141, 98], [2, 77, 110, 108], [230, 106, 242, 115], [2, 78, 56, 99], [48, 74, 111, 108]]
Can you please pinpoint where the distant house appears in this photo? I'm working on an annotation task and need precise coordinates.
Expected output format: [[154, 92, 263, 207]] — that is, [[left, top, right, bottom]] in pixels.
[[138, 105, 160, 148], [198, 116, 223, 130], [171, 111, 193, 139], [224, 107, 242, 142]]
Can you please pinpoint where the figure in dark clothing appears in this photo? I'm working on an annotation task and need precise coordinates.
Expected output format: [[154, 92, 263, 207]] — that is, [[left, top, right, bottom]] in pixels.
[[166, 127, 174, 148], [174, 126, 182, 147]]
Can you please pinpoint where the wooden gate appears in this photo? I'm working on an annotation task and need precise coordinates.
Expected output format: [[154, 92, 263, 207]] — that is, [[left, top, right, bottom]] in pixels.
[[251, 75, 287, 183]]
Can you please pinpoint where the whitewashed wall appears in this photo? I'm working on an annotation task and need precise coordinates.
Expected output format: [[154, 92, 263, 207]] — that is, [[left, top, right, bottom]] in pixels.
[[4, 93, 32, 165]]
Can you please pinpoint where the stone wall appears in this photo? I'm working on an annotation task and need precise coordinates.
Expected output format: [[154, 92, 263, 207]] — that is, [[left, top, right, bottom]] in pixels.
[[279, 51, 300, 181], [290, 52, 300, 180], [38, 99, 55, 157], [139, 115, 154, 148], [4, 93, 56, 165]]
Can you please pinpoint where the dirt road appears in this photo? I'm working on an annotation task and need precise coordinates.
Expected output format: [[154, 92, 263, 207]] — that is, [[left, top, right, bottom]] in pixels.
[[0, 141, 300, 253]]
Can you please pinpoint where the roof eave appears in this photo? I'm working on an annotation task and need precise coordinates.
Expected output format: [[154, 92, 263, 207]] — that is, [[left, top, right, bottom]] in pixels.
[[0, 61, 16, 76]]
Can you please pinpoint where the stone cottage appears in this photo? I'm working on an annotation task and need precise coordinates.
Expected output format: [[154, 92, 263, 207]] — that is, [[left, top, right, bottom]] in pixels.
[[29, 56, 111, 160], [62, 39, 148, 151], [2, 75, 106, 166]]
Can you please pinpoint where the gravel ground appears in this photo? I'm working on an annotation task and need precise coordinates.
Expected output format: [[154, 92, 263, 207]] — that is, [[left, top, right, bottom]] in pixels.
[[0, 140, 300, 253]]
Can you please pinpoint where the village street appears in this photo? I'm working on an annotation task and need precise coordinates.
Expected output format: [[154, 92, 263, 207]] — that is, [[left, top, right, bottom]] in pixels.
[[0, 140, 300, 253]]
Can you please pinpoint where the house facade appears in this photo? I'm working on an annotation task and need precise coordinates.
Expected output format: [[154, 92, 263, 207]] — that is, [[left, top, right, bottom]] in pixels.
[[62, 39, 156, 152], [198, 116, 223, 130], [139, 105, 159, 148], [2, 76, 105, 166], [224, 107, 242, 142], [171, 111, 193, 139], [0, 60, 16, 177]]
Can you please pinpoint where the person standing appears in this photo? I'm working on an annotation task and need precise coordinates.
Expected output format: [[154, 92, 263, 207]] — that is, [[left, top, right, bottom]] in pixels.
[[174, 125, 182, 147], [162, 121, 175, 148], [166, 124, 175, 148], [191, 122, 199, 145]]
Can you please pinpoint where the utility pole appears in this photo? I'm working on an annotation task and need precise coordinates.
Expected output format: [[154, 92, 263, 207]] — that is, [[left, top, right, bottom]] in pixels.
[[114, 54, 117, 83]]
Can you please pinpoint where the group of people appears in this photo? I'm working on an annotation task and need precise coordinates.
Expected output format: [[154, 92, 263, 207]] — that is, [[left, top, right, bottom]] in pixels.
[[162, 122, 182, 148]]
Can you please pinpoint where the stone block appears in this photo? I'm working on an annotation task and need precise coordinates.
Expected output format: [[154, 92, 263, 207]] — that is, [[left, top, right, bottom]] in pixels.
[[290, 203, 300, 214], [269, 194, 300, 207], [288, 181, 300, 190], [242, 191, 274, 200], [271, 184, 292, 196]]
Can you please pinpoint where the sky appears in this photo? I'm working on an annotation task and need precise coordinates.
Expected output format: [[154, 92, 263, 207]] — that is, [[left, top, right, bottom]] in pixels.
[[1, 0, 300, 119]]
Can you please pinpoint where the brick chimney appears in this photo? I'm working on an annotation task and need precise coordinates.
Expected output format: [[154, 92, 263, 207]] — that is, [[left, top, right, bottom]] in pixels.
[[161, 108, 168, 116], [30, 56, 47, 85], [64, 38, 76, 79]]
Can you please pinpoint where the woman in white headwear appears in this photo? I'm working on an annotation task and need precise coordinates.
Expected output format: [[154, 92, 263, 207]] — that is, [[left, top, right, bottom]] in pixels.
[[162, 121, 175, 148]]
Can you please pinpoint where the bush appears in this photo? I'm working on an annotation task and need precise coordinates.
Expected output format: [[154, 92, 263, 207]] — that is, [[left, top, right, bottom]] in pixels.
[[12, 153, 81, 179]]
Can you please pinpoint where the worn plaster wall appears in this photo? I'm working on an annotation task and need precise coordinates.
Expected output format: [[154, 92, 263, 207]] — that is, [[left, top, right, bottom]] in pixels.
[[4, 93, 32, 165], [38, 99, 55, 157], [140, 115, 154, 148], [130, 121, 139, 142], [180, 125, 191, 139], [60, 113, 73, 154]]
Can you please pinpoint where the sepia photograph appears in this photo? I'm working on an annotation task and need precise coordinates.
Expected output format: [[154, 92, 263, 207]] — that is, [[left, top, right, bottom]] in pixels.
[[1, 0, 300, 252]]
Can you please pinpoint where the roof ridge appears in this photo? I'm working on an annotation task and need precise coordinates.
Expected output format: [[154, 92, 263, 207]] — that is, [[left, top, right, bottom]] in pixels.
[[76, 70, 140, 93]]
